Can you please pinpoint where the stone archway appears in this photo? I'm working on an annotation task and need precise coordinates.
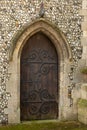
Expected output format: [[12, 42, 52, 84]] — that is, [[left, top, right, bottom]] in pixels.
[[7, 19, 72, 123]]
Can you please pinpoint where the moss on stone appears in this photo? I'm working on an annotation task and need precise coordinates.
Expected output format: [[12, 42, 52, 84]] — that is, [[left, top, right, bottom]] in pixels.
[[80, 67, 87, 74], [84, 86, 87, 91], [78, 99, 87, 108]]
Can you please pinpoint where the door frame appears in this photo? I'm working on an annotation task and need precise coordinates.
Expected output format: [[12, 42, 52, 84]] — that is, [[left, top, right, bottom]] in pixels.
[[7, 19, 72, 123]]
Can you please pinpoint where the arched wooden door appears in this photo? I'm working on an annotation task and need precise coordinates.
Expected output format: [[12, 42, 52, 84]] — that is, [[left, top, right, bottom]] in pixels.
[[20, 32, 58, 121]]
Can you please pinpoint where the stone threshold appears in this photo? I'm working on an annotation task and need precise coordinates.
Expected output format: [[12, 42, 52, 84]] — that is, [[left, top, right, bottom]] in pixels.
[[21, 119, 60, 124]]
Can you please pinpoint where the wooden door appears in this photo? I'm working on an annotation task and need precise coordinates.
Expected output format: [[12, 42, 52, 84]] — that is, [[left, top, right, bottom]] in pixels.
[[20, 32, 58, 121]]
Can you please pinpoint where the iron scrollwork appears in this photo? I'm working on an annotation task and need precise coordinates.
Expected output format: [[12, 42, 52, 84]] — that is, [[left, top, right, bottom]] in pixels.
[[22, 49, 56, 63], [21, 48, 58, 117], [39, 89, 57, 115], [22, 89, 57, 115]]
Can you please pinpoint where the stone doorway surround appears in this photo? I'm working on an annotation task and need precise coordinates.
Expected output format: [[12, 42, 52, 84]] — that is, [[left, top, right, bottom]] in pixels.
[[6, 19, 72, 123]]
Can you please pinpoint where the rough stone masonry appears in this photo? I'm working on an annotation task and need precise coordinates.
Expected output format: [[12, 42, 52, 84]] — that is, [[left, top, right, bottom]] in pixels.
[[0, 0, 87, 124]]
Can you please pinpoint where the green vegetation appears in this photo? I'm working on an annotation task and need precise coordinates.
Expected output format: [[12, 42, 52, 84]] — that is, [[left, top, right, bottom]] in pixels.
[[78, 99, 87, 107], [80, 67, 87, 74], [0, 121, 87, 130]]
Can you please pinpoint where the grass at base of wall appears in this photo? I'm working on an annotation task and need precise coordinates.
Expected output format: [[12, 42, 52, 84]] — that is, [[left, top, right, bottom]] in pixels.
[[0, 121, 87, 130]]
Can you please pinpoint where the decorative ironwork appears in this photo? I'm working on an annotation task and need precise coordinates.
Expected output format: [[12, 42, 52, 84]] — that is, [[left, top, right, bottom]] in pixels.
[[21, 48, 58, 119], [40, 102, 50, 114], [21, 89, 57, 115], [40, 64, 50, 75], [28, 90, 38, 101], [40, 89, 55, 101], [29, 104, 39, 115], [22, 49, 56, 63]]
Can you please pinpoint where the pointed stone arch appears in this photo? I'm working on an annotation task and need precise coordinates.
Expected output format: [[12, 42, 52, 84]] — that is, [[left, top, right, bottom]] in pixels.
[[10, 18, 72, 61], [7, 18, 72, 123]]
